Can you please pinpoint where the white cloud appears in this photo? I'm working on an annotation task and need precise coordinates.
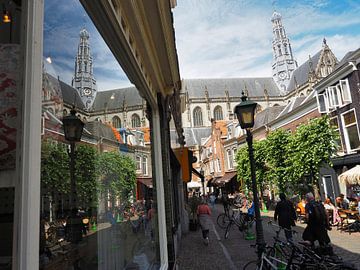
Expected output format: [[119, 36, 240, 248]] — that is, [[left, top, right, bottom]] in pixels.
[[173, 0, 360, 79]]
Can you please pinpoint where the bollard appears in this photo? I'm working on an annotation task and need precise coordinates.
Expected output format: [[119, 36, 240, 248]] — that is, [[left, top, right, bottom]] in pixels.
[[91, 222, 97, 231]]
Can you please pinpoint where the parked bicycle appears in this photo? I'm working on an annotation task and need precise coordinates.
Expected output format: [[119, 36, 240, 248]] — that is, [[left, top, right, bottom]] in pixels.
[[243, 222, 357, 270], [224, 209, 254, 239]]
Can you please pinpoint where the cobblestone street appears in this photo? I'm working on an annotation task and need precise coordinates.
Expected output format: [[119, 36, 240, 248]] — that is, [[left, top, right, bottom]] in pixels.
[[177, 204, 360, 269]]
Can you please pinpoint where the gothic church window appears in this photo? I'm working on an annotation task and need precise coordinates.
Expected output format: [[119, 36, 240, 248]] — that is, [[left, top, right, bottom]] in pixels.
[[278, 45, 282, 56], [112, 116, 121, 129], [213, 106, 223, 120], [193, 107, 203, 127], [284, 43, 288, 54], [131, 113, 141, 128]]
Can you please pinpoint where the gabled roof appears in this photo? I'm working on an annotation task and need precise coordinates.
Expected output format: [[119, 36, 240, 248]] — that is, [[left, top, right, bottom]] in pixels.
[[91, 87, 143, 112], [253, 106, 285, 129], [183, 78, 281, 98], [287, 51, 321, 92]]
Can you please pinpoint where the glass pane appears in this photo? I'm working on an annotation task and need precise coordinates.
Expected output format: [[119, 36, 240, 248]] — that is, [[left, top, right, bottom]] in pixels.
[[317, 94, 327, 113], [40, 1, 160, 269], [0, 0, 23, 266], [343, 111, 356, 126], [329, 117, 338, 129], [347, 125, 360, 150], [340, 80, 351, 102]]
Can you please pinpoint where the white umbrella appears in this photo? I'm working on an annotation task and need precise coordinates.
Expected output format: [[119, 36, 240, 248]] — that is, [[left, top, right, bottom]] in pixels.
[[187, 181, 202, 189], [339, 165, 360, 185]]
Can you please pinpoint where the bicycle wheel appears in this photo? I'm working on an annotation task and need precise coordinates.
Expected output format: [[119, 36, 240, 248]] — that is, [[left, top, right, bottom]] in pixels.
[[243, 260, 258, 270], [217, 213, 230, 229]]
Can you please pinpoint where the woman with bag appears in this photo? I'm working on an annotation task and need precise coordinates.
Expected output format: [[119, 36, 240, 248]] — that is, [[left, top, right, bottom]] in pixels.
[[197, 197, 212, 245]]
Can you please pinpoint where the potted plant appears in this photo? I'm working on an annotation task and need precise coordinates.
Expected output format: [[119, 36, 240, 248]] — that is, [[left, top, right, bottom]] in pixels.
[[187, 196, 201, 231]]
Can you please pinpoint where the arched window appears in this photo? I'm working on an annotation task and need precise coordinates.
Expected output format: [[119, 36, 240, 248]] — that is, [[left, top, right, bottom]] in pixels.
[[193, 107, 203, 127], [112, 116, 121, 128], [131, 114, 141, 128], [213, 106, 223, 120]]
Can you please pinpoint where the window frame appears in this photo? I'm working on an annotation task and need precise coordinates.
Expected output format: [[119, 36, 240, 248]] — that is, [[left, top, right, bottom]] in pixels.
[[193, 106, 203, 127], [213, 105, 223, 120], [341, 109, 360, 153], [227, 149, 233, 170], [131, 113, 141, 128]]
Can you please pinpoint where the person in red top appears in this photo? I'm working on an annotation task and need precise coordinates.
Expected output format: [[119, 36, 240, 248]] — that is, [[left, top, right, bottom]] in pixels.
[[197, 197, 212, 245]]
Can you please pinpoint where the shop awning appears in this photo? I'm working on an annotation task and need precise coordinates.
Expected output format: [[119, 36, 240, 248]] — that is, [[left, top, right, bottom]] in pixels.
[[137, 177, 153, 188], [339, 165, 360, 185], [213, 171, 237, 186]]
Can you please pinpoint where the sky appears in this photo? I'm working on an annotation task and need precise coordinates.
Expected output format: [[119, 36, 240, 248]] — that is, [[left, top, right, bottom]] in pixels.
[[44, 0, 360, 91]]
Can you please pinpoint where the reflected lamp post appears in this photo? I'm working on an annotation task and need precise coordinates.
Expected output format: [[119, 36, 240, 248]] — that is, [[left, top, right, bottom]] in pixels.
[[62, 107, 84, 243], [234, 92, 265, 258], [199, 168, 205, 196]]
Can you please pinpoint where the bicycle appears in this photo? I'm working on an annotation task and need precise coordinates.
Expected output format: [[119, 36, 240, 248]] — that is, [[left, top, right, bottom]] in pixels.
[[224, 210, 254, 239], [243, 222, 357, 270]]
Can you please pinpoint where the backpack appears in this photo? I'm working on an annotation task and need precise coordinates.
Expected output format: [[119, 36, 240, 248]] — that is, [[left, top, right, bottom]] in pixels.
[[311, 201, 327, 225]]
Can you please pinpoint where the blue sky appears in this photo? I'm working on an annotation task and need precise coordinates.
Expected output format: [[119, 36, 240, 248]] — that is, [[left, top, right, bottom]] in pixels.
[[44, 0, 360, 90]]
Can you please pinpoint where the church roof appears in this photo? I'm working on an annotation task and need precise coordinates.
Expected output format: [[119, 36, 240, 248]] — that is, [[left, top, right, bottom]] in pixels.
[[46, 74, 86, 110], [253, 106, 285, 130], [92, 87, 143, 112], [336, 48, 360, 69], [183, 127, 212, 147], [287, 51, 321, 93], [183, 78, 281, 98]]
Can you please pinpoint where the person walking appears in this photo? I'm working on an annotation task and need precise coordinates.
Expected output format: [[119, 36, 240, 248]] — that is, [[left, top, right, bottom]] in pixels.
[[302, 192, 333, 254], [274, 193, 297, 241], [197, 197, 212, 245]]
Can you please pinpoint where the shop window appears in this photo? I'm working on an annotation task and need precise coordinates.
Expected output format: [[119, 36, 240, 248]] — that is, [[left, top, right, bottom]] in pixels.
[[342, 110, 360, 152]]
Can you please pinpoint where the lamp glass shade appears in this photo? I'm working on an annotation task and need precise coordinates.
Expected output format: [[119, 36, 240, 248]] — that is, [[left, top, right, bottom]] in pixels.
[[234, 96, 257, 129], [62, 110, 84, 142], [3, 13, 10, 23]]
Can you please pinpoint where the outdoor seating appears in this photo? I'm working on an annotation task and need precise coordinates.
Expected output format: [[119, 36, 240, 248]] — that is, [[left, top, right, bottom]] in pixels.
[[337, 209, 360, 234]]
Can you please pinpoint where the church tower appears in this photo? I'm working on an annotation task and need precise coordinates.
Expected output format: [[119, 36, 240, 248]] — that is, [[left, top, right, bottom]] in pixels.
[[271, 11, 297, 94], [72, 28, 97, 110]]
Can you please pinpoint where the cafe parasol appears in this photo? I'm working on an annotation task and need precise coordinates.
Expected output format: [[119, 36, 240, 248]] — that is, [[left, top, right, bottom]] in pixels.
[[339, 165, 360, 185]]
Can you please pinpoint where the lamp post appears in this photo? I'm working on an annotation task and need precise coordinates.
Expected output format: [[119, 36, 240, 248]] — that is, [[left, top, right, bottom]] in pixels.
[[200, 168, 205, 196], [62, 107, 84, 243], [234, 92, 265, 258]]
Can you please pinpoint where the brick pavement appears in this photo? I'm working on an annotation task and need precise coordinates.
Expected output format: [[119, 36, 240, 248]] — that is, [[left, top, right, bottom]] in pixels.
[[177, 204, 360, 269]]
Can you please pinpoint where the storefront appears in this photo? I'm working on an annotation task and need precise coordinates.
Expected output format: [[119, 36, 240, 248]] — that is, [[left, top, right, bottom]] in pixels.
[[0, 1, 183, 269]]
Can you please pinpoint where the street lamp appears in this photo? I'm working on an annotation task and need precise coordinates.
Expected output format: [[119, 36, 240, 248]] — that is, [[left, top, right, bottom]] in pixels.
[[62, 107, 84, 243], [199, 168, 205, 196], [234, 92, 265, 258]]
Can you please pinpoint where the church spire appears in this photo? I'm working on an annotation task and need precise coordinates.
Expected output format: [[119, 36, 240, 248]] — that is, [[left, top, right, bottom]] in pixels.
[[72, 28, 97, 110], [271, 11, 297, 94]]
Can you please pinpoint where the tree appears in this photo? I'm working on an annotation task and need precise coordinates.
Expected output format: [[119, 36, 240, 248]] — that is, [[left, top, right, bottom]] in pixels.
[[286, 116, 338, 194], [235, 140, 268, 192], [41, 140, 70, 194], [264, 129, 291, 193], [74, 144, 99, 210], [97, 152, 137, 210]]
